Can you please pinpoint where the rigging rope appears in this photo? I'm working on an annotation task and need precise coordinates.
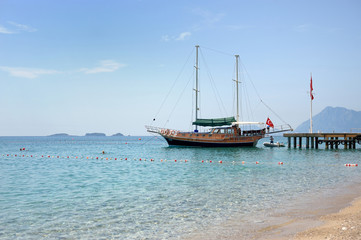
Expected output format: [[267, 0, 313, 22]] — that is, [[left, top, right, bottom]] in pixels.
[[151, 48, 194, 125], [199, 48, 228, 117], [239, 59, 289, 125]]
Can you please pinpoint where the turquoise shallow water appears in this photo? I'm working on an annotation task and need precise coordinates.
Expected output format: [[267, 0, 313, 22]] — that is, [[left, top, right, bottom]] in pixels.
[[0, 136, 360, 239]]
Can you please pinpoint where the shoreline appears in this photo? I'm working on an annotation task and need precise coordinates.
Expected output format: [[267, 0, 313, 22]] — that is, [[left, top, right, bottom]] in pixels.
[[259, 182, 361, 240], [186, 180, 361, 240]]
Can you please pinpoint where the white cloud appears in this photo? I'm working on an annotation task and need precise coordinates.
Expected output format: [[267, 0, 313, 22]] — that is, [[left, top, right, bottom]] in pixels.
[[192, 8, 225, 26], [161, 35, 170, 42], [79, 60, 126, 74], [0, 25, 14, 34], [176, 32, 191, 41], [162, 32, 192, 42], [0, 66, 60, 79], [0, 21, 37, 34], [294, 24, 311, 32], [8, 21, 37, 32]]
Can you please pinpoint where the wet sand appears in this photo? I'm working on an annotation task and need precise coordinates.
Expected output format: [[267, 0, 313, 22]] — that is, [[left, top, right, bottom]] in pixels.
[[187, 182, 361, 240], [294, 197, 361, 240], [254, 182, 361, 240]]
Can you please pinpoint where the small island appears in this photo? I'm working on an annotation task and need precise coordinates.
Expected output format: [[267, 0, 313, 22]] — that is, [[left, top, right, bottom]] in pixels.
[[48, 133, 72, 137], [85, 133, 106, 137], [111, 133, 124, 137]]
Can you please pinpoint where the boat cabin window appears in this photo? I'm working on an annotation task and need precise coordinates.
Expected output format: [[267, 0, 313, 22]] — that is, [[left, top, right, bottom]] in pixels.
[[213, 128, 234, 134]]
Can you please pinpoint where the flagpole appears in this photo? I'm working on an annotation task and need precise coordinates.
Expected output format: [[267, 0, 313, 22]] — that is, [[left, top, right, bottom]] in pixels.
[[310, 73, 313, 133]]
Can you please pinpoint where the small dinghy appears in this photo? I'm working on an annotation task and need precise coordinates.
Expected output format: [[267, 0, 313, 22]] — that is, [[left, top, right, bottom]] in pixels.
[[263, 142, 285, 147]]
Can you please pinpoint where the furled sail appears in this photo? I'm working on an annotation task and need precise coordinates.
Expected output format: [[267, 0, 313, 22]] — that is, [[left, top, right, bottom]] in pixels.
[[192, 117, 236, 127]]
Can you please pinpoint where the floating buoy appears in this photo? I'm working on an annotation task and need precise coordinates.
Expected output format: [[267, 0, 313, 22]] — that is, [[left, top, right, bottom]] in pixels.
[[96, 157, 98, 159], [219, 160, 222, 164], [345, 163, 358, 167], [278, 162, 283, 165], [125, 158, 127, 160], [242, 161, 245, 164], [256, 161, 259, 164], [174, 159, 177, 162], [185, 160, 188, 163], [115, 158, 117, 160], [201, 160, 204, 163], [138, 138, 141, 140], [209, 160, 212, 163]]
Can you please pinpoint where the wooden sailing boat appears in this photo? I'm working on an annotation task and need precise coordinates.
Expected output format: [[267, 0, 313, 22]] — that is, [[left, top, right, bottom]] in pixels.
[[146, 45, 292, 147]]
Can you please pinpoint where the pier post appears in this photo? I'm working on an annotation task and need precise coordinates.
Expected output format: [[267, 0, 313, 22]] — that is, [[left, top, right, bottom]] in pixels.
[[353, 139, 356, 149], [293, 137, 297, 148], [315, 137, 318, 149], [344, 138, 348, 149], [311, 137, 314, 148], [299, 137, 302, 149], [330, 137, 334, 149], [335, 137, 338, 149], [288, 137, 291, 148], [325, 137, 329, 149], [306, 137, 309, 148]]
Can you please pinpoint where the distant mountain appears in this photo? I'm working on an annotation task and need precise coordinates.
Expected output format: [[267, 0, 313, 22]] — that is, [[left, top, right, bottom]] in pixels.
[[85, 133, 106, 137], [48, 133, 72, 137], [111, 133, 124, 137], [295, 106, 361, 133]]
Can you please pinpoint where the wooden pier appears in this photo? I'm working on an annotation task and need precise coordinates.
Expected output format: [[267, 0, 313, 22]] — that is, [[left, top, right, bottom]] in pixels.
[[283, 133, 361, 149]]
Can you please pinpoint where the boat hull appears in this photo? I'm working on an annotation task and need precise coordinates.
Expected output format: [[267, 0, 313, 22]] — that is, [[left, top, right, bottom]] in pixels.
[[163, 135, 261, 147], [263, 142, 285, 147]]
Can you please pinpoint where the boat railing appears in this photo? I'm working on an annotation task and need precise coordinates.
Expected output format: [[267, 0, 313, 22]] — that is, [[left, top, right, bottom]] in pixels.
[[267, 124, 293, 134], [145, 125, 183, 136]]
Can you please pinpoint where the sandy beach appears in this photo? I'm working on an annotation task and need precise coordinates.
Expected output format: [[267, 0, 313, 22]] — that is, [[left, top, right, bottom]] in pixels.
[[256, 183, 361, 240], [294, 197, 361, 240], [187, 182, 361, 240]]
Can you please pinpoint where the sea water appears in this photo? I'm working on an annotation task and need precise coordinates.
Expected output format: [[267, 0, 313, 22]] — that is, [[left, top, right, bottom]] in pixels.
[[0, 136, 360, 239]]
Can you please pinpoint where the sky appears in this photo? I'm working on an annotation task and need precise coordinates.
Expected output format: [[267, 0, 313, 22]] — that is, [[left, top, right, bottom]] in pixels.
[[0, 0, 360, 136]]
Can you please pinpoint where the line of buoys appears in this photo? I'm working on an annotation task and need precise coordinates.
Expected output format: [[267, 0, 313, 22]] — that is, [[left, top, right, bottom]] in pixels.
[[1, 154, 303, 166], [345, 164, 358, 167]]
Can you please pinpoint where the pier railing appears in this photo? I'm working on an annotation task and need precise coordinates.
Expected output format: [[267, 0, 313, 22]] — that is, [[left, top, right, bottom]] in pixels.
[[283, 133, 361, 149]]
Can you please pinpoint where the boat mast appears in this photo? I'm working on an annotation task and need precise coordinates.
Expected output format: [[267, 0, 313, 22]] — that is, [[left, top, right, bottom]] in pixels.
[[194, 45, 200, 131], [235, 55, 240, 122]]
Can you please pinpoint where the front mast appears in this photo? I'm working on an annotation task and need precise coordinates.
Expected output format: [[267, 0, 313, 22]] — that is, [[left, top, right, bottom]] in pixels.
[[194, 45, 199, 132], [235, 55, 240, 122]]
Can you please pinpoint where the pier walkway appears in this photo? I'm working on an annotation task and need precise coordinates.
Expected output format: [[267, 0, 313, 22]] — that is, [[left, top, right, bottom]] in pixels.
[[283, 133, 361, 149]]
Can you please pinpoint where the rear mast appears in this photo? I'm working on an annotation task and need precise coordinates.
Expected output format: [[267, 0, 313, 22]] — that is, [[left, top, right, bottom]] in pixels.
[[235, 54, 240, 122], [194, 45, 200, 131]]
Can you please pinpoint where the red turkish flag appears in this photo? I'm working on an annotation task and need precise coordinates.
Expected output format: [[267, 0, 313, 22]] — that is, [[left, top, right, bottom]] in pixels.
[[266, 118, 274, 128], [310, 76, 314, 100]]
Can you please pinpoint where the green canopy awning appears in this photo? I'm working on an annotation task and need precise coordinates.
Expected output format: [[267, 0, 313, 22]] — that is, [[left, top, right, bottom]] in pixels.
[[192, 117, 236, 127]]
